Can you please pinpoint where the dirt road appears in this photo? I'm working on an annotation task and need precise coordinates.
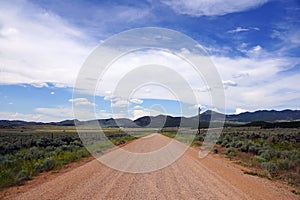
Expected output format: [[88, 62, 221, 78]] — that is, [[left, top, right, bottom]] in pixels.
[[5, 134, 298, 199]]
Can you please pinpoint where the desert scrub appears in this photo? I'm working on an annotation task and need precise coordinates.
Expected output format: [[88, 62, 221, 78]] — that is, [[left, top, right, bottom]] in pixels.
[[42, 157, 56, 171], [253, 155, 267, 163], [0, 145, 90, 189], [225, 147, 237, 157], [277, 158, 296, 170], [261, 162, 278, 175], [212, 148, 218, 154]]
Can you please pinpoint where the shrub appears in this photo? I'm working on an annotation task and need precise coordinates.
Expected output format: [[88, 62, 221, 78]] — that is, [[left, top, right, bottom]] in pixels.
[[57, 151, 77, 163], [261, 162, 278, 174], [236, 141, 244, 148], [230, 140, 237, 148], [33, 162, 42, 173], [42, 157, 56, 171], [226, 147, 236, 156], [16, 169, 30, 183], [239, 143, 250, 152], [260, 150, 272, 161], [24, 147, 44, 160], [216, 139, 222, 145], [1, 155, 17, 168], [37, 137, 54, 147], [253, 156, 266, 163], [212, 148, 218, 154], [70, 140, 83, 147], [0, 169, 15, 188], [248, 144, 261, 155], [286, 150, 299, 160], [45, 146, 56, 152], [0, 142, 20, 154], [76, 149, 89, 159], [221, 140, 228, 147], [61, 145, 77, 152]]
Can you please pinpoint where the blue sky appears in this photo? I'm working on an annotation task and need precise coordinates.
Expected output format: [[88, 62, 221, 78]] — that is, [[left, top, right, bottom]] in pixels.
[[0, 0, 299, 122]]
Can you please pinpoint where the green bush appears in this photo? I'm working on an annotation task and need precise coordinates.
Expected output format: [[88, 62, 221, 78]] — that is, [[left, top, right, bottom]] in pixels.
[[226, 147, 236, 156], [42, 157, 56, 171], [212, 148, 218, 154], [248, 144, 261, 155], [1, 155, 17, 168], [76, 149, 89, 159], [239, 141, 251, 152], [236, 141, 244, 148], [0, 169, 15, 188], [277, 159, 296, 170], [24, 147, 44, 160], [33, 162, 42, 172], [70, 140, 83, 147], [260, 150, 272, 161], [45, 146, 56, 152], [221, 140, 228, 147], [253, 156, 266, 163], [16, 169, 30, 183], [261, 162, 278, 174]]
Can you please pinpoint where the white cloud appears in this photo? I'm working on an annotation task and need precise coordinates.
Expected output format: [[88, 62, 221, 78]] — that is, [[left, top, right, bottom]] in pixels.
[[98, 110, 113, 119], [131, 109, 150, 120], [235, 108, 248, 114], [133, 105, 144, 109], [69, 98, 95, 106], [36, 106, 96, 121], [194, 86, 211, 92], [212, 55, 300, 112], [35, 107, 74, 119], [252, 45, 262, 52], [0, 106, 76, 122], [129, 98, 143, 104], [161, 0, 269, 16], [0, 27, 19, 37], [222, 80, 237, 88], [228, 27, 260, 33], [93, 46, 299, 114], [189, 104, 205, 110], [94, 48, 208, 105], [232, 72, 249, 78], [0, 1, 91, 87], [53, 83, 66, 88], [130, 106, 163, 120], [238, 44, 264, 57], [0, 111, 52, 122], [111, 100, 129, 108], [50, 91, 55, 95], [228, 27, 249, 33], [30, 82, 49, 88]]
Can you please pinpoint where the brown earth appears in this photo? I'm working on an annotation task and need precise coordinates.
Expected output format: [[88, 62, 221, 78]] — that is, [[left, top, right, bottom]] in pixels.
[[1, 134, 298, 200]]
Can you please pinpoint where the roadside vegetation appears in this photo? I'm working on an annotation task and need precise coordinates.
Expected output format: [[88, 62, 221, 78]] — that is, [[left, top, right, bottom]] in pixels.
[[161, 126, 300, 189], [0, 126, 141, 189]]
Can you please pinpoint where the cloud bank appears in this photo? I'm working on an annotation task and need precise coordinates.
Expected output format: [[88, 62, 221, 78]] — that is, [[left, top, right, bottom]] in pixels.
[[161, 0, 269, 16]]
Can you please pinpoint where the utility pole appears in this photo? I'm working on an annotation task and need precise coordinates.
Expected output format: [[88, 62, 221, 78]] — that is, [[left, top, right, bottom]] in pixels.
[[197, 107, 201, 134]]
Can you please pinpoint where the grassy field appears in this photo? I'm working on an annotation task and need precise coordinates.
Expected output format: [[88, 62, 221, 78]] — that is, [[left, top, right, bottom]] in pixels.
[[0, 126, 154, 189], [161, 127, 300, 189]]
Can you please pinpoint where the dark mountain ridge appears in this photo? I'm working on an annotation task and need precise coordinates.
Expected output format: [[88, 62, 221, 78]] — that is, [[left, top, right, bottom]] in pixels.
[[1, 109, 300, 128]]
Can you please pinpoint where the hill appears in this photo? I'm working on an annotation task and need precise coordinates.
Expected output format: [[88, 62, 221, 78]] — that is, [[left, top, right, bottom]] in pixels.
[[1, 109, 300, 128]]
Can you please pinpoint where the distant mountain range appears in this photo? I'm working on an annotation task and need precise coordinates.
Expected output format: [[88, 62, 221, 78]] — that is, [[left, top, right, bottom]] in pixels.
[[1, 109, 300, 129]]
